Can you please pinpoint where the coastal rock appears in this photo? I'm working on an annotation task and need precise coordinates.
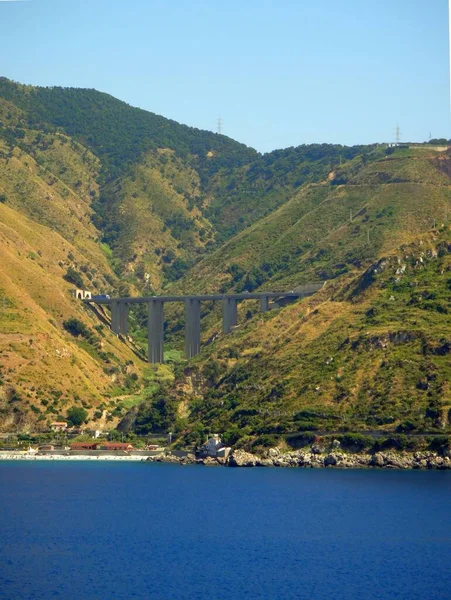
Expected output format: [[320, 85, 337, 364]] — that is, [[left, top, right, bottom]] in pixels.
[[273, 456, 291, 467], [201, 457, 220, 466], [143, 448, 451, 470], [227, 449, 258, 467], [324, 454, 339, 467], [357, 455, 372, 467], [370, 453, 386, 467], [257, 458, 274, 467]]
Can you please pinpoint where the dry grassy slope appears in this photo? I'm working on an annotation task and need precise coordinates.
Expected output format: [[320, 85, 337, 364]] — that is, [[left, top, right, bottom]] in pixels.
[[103, 149, 214, 289], [175, 230, 451, 439], [0, 97, 110, 275], [0, 106, 156, 431], [171, 147, 451, 295], [0, 202, 150, 432]]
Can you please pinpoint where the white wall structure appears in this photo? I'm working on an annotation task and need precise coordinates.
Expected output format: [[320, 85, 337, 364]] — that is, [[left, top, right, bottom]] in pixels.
[[75, 289, 92, 300]]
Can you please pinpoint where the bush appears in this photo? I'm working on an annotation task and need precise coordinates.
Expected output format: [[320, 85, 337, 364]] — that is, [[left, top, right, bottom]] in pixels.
[[339, 433, 374, 452], [67, 406, 88, 426], [134, 389, 178, 434], [222, 428, 244, 446], [428, 436, 450, 455], [63, 318, 90, 338], [395, 421, 417, 433], [63, 267, 84, 288], [252, 434, 278, 449], [0, 194, 7, 203], [286, 432, 316, 449]]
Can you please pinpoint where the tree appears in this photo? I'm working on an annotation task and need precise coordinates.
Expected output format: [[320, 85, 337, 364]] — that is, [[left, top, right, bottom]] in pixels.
[[63, 267, 84, 288], [63, 318, 90, 338], [134, 390, 178, 434], [67, 406, 88, 426]]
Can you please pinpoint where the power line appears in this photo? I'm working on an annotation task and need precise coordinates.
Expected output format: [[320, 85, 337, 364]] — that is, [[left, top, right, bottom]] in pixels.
[[217, 115, 223, 135]]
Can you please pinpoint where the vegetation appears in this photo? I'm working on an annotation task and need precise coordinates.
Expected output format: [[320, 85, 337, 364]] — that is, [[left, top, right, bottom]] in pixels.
[[0, 77, 257, 182], [1, 77, 451, 444], [67, 406, 88, 426], [63, 267, 84, 288], [145, 230, 451, 446]]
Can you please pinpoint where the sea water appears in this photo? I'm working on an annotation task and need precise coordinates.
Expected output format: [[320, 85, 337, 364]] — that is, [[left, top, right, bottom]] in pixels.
[[0, 462, 450, 600]]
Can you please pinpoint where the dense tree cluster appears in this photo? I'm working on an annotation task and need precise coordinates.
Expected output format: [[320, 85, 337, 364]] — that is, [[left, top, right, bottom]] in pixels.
[[0, 78, 257, 182]]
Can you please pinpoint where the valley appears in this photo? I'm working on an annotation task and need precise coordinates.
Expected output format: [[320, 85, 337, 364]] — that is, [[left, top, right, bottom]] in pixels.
[[0, 78, 450, 455]]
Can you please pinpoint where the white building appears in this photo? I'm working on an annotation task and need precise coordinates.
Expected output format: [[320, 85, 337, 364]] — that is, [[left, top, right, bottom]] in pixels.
[[199, 434, 231, 458]]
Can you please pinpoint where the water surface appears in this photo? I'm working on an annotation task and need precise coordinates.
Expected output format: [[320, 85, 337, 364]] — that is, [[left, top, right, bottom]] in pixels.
[[0, 462, 450, 600]]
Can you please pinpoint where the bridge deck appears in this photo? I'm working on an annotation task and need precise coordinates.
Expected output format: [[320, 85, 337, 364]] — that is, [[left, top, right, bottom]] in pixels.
[[84, 285, 323, 305]]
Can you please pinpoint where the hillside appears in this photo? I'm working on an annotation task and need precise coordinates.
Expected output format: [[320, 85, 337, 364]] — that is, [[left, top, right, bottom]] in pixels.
[[205, 143, 377, 242], [0, 78, 380, 287], [1, 77, 451, 436], [0, 100, 174, 432], [171, 146, 451, 296], [128, 230, 451, 447], [0, 77, 257, 183]]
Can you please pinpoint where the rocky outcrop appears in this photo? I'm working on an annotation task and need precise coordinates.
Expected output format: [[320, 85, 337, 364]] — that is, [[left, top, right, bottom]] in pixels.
[[146, 453, 198, 465], [143, 448, 451, 470], [227, 449, 258, 467], [224, 449, 451, 469], [369, 451, 451, 470]]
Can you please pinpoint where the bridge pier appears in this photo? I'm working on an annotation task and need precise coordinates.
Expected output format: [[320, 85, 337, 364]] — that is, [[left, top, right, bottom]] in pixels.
[[185, 298, 201, 359], [119, 303, 129, 336], [222, 298, 238, 334], [148, 299, 164, 363], [259, 295, 270, 313], [111, 300, 121, 334]]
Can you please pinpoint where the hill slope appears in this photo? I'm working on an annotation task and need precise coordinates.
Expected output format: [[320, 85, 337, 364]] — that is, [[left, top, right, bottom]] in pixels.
[[0, 78, 381, 286], [130, 230, 451, 445], [171, 146, 451, 296], [2, 77, 451, 437], [0, 102, 164, 432]]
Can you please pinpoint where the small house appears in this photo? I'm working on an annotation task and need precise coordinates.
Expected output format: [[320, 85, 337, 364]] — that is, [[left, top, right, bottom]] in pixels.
[[70, 442, 99, 450], [51, 422, 68, 432], [198, 434, 230, 458]]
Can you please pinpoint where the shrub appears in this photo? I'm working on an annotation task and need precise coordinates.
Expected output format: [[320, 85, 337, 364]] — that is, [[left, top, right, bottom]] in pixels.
[[252, 434, 278, 449], [67, 406, 88, 426], [134, 389, 178, 434], [428, 436, 450, 455], [339, 433, 374, 452], [286, 432, 316, 449], [222, 428, 244, 446], [63, 318, 90, 338], [63, 267, 84, 288]]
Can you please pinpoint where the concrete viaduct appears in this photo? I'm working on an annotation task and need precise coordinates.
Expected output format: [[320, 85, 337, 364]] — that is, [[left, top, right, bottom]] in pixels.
[[85, 284, 322, 364]]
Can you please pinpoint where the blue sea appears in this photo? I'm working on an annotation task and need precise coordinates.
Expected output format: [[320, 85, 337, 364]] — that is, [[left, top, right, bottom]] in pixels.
[[0, 462, 450, 600]]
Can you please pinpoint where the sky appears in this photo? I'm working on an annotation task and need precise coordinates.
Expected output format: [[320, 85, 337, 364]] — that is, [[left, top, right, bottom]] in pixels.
[[0, 0, 449, 152]]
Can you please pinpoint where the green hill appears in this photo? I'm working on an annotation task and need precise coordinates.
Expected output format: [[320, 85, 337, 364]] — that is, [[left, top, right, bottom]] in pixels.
[[205, 143, 377, 242], [0, 99, 173, 431], [0, 77, 257, 182], [131, 229, 451, 446], [1, 77, 451, 439], [171, 146, 451, 296], [0, 78, 380, 287]]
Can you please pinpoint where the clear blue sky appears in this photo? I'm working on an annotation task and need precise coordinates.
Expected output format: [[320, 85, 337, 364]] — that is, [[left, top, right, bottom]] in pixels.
[[0, 0, 449, 152]]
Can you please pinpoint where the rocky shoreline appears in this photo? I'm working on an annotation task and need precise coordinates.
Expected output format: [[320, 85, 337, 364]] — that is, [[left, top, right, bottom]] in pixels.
[[147, 448, 451, 470], [1, 449, 450, 469]]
